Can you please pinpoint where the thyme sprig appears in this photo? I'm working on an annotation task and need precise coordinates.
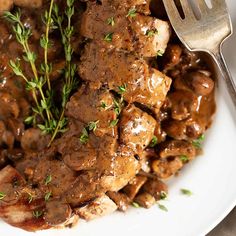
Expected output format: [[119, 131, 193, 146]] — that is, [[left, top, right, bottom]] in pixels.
[[41, 0, 55, 91], [4, 0, 78, 146], [4, 10, 54, 129], [49, 0, 77, 146]]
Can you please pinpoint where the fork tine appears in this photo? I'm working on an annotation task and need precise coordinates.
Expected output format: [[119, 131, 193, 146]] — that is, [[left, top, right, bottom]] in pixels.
[[197, 0, 209, 16], [162, 0, 182, 25], [179, 0, 195, 19]]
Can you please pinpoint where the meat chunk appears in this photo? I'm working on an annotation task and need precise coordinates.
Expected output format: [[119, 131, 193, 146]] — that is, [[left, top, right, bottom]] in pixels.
[[0, 0, 13, 15], [33, 159, 77, 197], [0, 166, 49, 231], [79, 42, 171, 112], [122, 175, 147, 200], [106, 191, 130, 212], [75, 195, 117, 221], [120, 105, 157, 153], [63, 146, 97, 171], [14, 0, 42, 8], [62, 171, 105, 206], [99, 147, 141, 192], [81, 0, 170, 56], [0, 166, 26, 206], [66, 85, 117, 137]]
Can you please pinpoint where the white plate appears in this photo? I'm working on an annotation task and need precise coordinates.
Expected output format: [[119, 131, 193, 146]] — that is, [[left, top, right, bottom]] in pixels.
[[1, 0, 236, 235]]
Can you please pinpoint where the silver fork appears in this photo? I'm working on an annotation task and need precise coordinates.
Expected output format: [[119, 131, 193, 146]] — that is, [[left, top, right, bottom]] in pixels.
[[163, 0, 236, 108]]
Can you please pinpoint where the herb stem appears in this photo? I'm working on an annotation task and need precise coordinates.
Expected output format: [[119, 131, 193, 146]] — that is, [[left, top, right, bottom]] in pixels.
[[44, 0, 54, 90], [48, 109, 65, 147]]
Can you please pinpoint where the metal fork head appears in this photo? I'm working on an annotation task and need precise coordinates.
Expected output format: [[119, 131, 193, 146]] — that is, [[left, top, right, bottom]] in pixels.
[[163, 0, 233, 53]]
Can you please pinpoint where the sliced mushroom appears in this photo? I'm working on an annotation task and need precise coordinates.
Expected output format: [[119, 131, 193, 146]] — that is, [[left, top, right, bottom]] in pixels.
[[44, 200, 72, 226], [152, 157, 183, 179], [159, 140, 196, 161], [142, 179, 168, 200]]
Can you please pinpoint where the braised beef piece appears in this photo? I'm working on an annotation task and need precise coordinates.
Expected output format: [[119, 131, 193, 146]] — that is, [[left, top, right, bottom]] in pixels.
[[79, 42, 172, 113], [80, 0, 170, 57], [120, 105, 156, 154]]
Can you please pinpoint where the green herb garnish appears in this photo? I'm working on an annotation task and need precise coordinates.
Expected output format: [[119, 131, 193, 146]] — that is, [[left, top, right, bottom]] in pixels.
[[88, 120, 99, 132], [127, 8, 137, 18], [107, 17, 115, 26], [28, 192, 33, 203], [157, 50, 164, 57], [4, 0, 78, 146], [44, 191, 52, 201], [45, 175, 52, 186], [146, 29, 158, 37], [160, 191, 168, 200], [180, 155, 189, 163], [79, 128, 89, 144], [158, 203, 168, 212], [192, 134, 205, 149], [118, 84, 127, 94], [0, 192, 6, 200], [110, 119, 119, 127], [180, 188, 193, 196], [132, 202, 140, 208], [149, 136, 158, 147], [104, 33, 113, 42], [33, 210, 43, 218]]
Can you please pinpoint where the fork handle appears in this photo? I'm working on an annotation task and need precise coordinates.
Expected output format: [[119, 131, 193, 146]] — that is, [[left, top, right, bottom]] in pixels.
[[212, 50, 236, 108]]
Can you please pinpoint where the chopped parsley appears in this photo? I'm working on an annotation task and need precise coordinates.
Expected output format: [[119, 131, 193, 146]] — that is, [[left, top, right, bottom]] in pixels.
[[104, 33, 113, 42], [149, 136, 158, 147], [79, 128, 89, 144], [110, 119, 119, 127], [180, 155, 189, 163], [157, 50, 164, 57], [180, 188, 193, 196], [101, 101, 108, 109], [33, 210, 43, 219], [113, 99, 121, 115], [44, 191, 52, 201], [44, 175, 52, 186], [158, 203, 168, 212], [118, 84, 127, 94], [192, 134, 205, 149], [160, 191, 168, 200], [107, 17, 115, 26], [88, 120, 99, 132], [146, 29, 158, 37], [126, 8, 136, 18], [0, 192, 6, 200], [132, 202, 140, 208], [28, 192, 33, 203]]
